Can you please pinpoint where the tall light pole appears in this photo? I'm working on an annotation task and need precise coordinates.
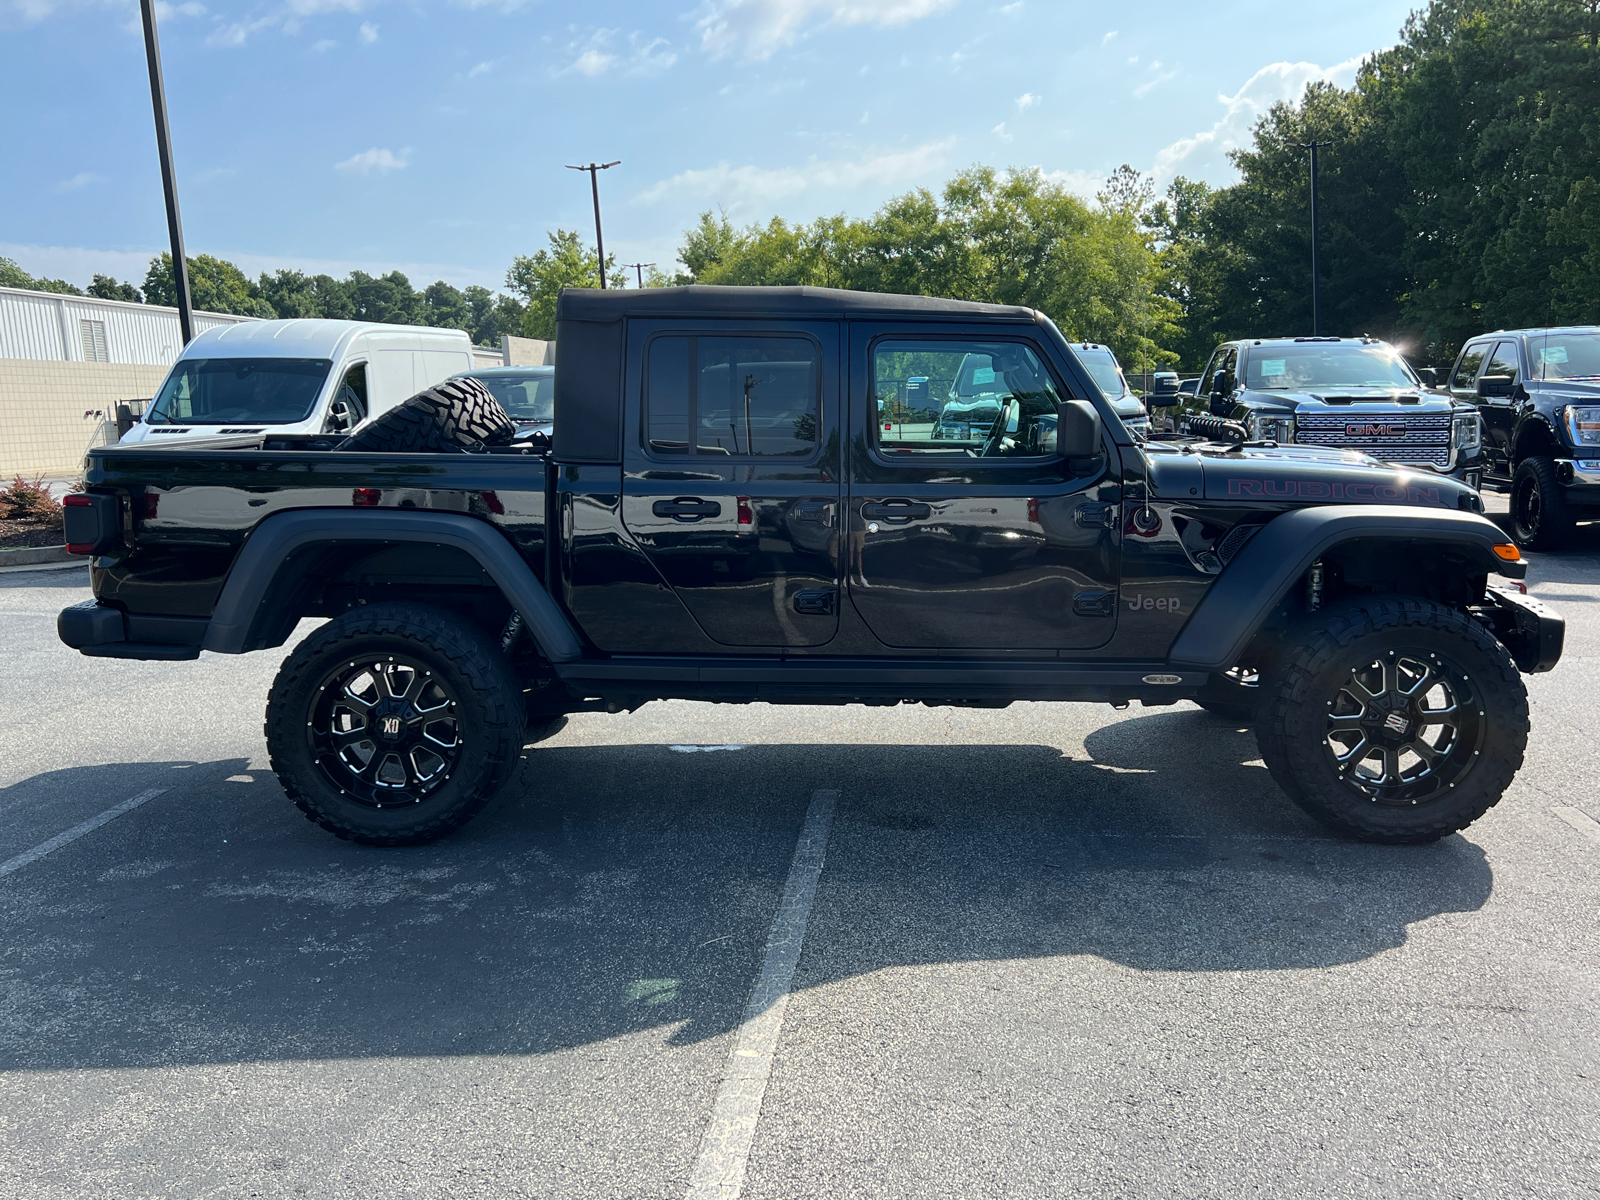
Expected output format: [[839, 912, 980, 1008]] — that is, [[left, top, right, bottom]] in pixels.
[[1298, 139, 1333, 336], [139, 0, 193, 344], [623, 262, 656, 288], [565, 160, 621, 289]]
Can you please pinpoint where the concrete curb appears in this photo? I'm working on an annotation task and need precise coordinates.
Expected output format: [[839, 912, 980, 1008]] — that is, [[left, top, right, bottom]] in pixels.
[[0, 544, 74, 567]]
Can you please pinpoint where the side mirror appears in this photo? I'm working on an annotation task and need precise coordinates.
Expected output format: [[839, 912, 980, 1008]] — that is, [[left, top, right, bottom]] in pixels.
[[1147, 375, 1181, 406], [1477, 374, 1514, 398], [327, 400, 355, 432], [1056, 399, 1104, 470], [1415, 367, 1439, 387]]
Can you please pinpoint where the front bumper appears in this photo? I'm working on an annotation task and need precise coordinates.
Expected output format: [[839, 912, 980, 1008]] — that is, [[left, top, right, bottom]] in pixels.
[[1479, 586, 1564, 673], [1561, 457, 1600, 509]]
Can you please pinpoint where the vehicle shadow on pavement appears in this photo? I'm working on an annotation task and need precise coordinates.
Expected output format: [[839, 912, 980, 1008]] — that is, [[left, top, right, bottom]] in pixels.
[[0, 713, 1492, 1072]]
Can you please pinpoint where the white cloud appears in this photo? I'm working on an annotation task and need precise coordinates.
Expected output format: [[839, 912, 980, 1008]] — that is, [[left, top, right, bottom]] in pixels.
[[1101, 29, 1115, 45], [634, 138, 956, 211], [1041, 168, 1103, 202], [999, 0, 1022, 11], [467, 60, 491, 77], [335, 147, 409, 174], [55, 171, 104, 192], [154, 1, 205, 17], [1014, 92, 1038, 111], [207, 13, 278, 46], [1133, 60, 1174, 99], [358, 19, 376, 41], [311, 36, 335, 50], [573, 48, 615, 75], [992, 122, 1011, 142], [696, 0, 958, 61], [1153, 55, 1366, 183]]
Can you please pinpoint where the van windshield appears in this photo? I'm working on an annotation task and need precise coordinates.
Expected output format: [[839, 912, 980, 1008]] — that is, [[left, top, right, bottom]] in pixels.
[[147, 358, 332, 425]]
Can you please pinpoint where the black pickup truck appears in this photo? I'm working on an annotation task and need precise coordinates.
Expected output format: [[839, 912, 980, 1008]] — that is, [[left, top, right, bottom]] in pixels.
[[58, 287, 1562, 848]]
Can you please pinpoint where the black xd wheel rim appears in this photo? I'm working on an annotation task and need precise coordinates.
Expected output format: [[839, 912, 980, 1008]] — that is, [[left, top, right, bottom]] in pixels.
[[1322, 649, 1485, 805], [309, 657, 463, 807], [1514, 473, 1542, 541]]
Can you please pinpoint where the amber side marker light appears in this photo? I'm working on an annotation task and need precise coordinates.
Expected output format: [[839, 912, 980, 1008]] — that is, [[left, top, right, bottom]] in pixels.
[[1493, 543, 1521, 562]]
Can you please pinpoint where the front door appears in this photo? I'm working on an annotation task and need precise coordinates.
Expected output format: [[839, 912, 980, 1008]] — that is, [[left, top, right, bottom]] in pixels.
[[1480, 340, 1522, 472], [845, 326, 1121, 650], [620, 321, 842, 648]]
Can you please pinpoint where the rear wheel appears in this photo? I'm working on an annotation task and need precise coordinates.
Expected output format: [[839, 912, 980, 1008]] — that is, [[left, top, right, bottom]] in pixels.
[[1510, 456, 1575, 550], [1255, 598, 1528, 844], [266, 604, 525, 845]]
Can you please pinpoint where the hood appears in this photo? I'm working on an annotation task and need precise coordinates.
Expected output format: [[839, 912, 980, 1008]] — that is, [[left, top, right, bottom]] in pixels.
[[1248, 387, 1456, 413], [1144, 441, 1477, 511], [1527, 378, 1600, 400]]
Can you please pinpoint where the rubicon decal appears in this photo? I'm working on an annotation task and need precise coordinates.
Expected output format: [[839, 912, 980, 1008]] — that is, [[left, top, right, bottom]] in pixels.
[[1227, 478, 1442, 503], [1346, 423, 1406, 437]]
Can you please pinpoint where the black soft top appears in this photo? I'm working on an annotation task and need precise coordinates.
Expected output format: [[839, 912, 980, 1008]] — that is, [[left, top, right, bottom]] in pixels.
[[556, 284, 1038, 323]]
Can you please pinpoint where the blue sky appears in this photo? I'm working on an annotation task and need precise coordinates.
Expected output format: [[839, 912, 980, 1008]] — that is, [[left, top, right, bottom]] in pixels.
[[2, 0, 1416, 294]]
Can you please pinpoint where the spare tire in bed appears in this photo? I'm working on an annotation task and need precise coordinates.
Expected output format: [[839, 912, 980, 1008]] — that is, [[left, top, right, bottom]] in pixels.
[[337, 377, 516, 453]]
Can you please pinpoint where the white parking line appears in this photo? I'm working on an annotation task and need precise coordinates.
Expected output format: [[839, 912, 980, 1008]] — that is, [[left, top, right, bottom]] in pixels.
[[0, 789, 169, 878], [1551, 806, 1600, 847], [687, 787, 839, 1200]]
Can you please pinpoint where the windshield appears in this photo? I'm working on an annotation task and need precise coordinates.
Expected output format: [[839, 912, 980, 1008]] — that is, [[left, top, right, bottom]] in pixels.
[[147, 358, 331, 425], [1244, 344, 1417, 391], [469, 371, 554, 422], [1075, 347, 1127, 397], [1531, 332, 1600, 381]]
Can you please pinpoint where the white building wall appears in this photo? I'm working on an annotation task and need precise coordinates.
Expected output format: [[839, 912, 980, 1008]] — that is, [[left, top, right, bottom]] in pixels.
[[0, 286, 254, 366]]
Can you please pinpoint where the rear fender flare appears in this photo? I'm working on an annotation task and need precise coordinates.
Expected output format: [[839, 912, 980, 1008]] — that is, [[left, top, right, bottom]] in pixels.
[[1167, 505, 1521, 672], [201, 509, 582, 661]]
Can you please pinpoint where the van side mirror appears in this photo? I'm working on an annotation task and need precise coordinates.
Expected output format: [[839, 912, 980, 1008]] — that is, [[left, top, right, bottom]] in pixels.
[[1056, 399, 1103, 471], [326, 399, 355, 433], [1477, 374, 1513, 398]]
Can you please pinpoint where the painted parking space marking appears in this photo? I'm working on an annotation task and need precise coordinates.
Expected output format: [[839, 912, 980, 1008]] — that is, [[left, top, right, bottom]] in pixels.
[[1551, 806, 1600, 847], [0, 788, 169, 879], [686, 787, 838, 1200]]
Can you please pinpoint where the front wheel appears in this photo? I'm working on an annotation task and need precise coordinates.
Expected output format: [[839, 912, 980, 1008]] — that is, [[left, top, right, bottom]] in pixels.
[[1510, 456, 1575, 550], [266, 604, 526, 845], [1255, 598, 1528, 844]]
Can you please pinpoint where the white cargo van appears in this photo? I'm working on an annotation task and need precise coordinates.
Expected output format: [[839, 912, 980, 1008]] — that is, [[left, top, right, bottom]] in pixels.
[[119, 320, 475, 447]]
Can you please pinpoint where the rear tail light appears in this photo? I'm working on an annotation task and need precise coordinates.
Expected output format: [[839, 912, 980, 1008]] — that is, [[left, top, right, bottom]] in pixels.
[[63, 492, 121, 555], [737, 496, 753, 526], [352, 488, 381, 507], [1027, 497, 1040, 524], [480, 490, 505, 514], [65, 493, 95, 553]]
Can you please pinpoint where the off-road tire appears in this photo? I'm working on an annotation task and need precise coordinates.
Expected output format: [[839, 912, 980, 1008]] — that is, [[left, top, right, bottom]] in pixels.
[[266, 604, 526, 846], [337, 377, 516, 454], [1509, 456, 1575, 551], [1255, 597, 1528, 844], [1196, 667, 1260, 723]]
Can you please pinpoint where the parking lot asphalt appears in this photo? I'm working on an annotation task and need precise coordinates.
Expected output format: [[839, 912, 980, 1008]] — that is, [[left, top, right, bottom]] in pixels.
[[1, 523, 1598, 1199]]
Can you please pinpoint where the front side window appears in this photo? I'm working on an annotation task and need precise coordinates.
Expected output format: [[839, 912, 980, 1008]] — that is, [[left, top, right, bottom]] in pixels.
[[645, 335, 819, 457], [1244, 343, 1416, 390], [1530, 332, 1600, 381], [1207, 347, 1238, 394], [1452, 343, 1488, 390], [874, 339, 1063, 459], [147, 358, 332, 425], [1485, 341, 1521, 385]]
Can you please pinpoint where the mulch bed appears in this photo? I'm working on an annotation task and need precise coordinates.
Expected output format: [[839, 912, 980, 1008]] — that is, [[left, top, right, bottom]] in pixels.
[[0, 520, 65, 550]]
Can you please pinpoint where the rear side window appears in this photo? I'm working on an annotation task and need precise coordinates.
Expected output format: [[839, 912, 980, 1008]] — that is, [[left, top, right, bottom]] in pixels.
[[645, 335, 819, 457], [1451, 343, 1488, 389]]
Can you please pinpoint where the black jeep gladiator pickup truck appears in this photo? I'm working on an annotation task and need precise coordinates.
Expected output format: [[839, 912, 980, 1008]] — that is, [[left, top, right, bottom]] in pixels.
[[57, 287, 1562, 848]]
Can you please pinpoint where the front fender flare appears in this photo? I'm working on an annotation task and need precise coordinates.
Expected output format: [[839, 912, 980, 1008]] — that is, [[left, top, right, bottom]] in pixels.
[[1167, 505, 1521, 672], [201, 509, 582, 662]]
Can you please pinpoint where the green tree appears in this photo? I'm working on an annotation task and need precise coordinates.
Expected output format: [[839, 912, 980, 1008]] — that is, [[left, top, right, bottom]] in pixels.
[[505, 230, 622, 339], [87, 274, 142, 302], [143, 253, 274, 317], [0, 257, 83, 295]]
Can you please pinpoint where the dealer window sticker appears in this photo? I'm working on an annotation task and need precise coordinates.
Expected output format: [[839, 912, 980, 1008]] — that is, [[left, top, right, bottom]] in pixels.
[[971, 366, 996, 385], [1260, 358, 1287, 376], [1540, 346, 1569, 365]]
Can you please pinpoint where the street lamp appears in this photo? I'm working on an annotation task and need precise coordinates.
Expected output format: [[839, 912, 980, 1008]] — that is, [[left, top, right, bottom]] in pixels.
[[1298, 139, 1333, 336], [139, 0, 193, 344], [565, 160, 621, 289], [622, 262, 656, 288]]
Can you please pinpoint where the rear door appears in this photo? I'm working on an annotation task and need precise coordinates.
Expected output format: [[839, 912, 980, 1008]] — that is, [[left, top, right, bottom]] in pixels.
[[844, 323, 1120, 651], [620, 319, 843, 648]]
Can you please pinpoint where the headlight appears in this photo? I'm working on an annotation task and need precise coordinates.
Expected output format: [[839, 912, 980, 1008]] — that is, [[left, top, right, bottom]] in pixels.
[[1452, 411, 1482, 452], [1251, 413, 1295, 443], [1564, 405, 1600, 447]]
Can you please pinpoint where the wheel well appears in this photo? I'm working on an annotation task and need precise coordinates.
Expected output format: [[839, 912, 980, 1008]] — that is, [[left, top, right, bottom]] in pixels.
[[1513, 419, 1559, 464], [250, 541, 517, 649]]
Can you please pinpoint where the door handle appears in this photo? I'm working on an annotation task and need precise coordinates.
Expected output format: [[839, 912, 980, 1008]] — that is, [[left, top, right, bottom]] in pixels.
[[861, 500, 931, 522], [652, 497, 721, 521], [1074, 501, 1118, 528], [794, 500, 833, 524]]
